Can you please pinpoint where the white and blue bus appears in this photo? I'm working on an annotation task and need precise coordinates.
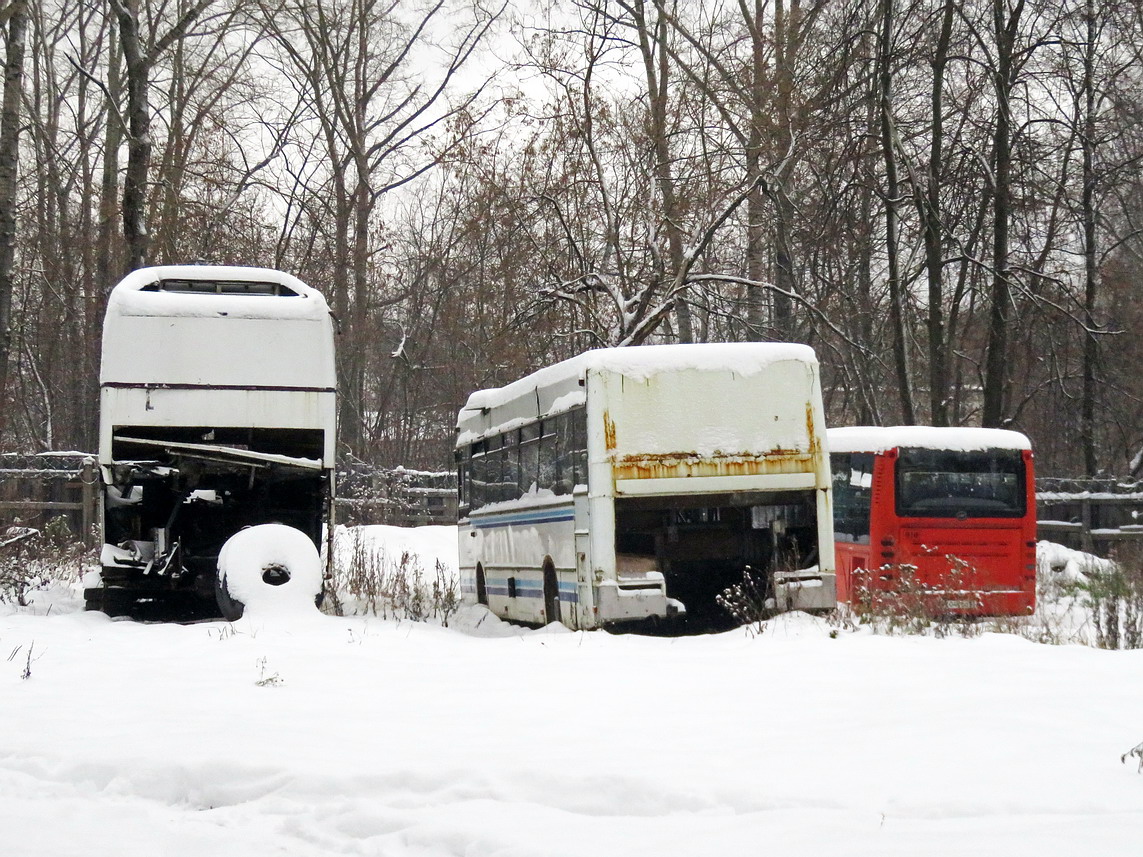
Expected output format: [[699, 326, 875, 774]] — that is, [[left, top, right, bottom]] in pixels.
[[455, 343, 836, 631]]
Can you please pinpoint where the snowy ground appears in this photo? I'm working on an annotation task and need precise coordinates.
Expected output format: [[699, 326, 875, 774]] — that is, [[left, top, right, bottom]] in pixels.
[[2, 529, 1142, 856]]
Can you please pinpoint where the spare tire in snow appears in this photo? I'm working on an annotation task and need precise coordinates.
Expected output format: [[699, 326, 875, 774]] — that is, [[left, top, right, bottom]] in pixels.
[[215, 524, 323, 621]]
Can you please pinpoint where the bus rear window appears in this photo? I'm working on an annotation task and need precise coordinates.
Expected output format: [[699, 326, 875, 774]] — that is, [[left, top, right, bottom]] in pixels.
[[140, 279, 300, 296], [895, 448, 1025, 518]]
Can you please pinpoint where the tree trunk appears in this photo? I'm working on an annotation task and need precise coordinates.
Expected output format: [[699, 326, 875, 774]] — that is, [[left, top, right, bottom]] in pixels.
[[111, 0, 152, 273], [981, 0, 1019, 428], [1079, 0, 1100, 475], [633, 0, 692, 342], [744, 0, 768, 339], [924, 0, 954, 426], [0, 0, 28, 433], [878, 0, 915, 424], [109, 0, 214, 274], [770, 0, 796, 339]]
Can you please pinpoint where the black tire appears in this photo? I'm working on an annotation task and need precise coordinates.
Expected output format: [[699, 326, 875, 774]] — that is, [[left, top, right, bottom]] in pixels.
[[542, 558, 560, 624], [214, 573, 245, 622]]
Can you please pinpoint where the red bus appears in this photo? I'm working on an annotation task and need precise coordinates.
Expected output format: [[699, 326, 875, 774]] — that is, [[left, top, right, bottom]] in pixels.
[[828, 426, 1036, 617]]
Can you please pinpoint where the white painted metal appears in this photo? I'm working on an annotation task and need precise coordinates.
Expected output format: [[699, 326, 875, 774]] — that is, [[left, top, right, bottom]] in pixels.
[[99, 265, 337, 468]]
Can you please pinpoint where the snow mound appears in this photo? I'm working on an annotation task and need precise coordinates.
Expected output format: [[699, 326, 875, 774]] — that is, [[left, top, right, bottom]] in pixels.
[[449, 603, 521, 637], [1037, 540, 1115, 583], [217, 524, 323, 619]]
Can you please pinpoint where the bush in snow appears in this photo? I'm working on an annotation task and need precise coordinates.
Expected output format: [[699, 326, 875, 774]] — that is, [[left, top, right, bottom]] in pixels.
[[842, 562, 983, 639], [716, 565, 776, 632], [1085, 542, 1143, 650], [326, 528, 459, 626], [0, 517, 93, 607]]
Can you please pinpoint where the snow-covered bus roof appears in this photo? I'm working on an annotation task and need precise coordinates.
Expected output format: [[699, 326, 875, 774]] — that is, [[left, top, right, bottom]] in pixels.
[[457, 342, 818, 443], [827, 426, 1032, 454], [101, 265, 336, 389], [105, 265, 331, 322]]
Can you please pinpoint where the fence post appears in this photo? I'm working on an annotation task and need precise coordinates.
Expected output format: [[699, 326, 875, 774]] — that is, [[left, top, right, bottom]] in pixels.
[[1080, 496, 1093, 554], [81, 457, 96, 547]]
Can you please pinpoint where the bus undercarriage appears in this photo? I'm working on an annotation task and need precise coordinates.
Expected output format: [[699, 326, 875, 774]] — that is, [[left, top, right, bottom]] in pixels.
[[90, 427, 330, 620], [614, 489, 827, 631]]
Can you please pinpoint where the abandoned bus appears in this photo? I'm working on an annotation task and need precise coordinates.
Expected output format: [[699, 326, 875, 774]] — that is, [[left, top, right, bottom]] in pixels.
[[455, 343, 836, 631], [87, 265, 337, 619], [828, 426, 1036, 616]]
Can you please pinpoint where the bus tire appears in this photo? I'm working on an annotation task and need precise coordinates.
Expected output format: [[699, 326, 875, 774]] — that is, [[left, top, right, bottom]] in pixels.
[[215, 524, 323, 620], [214, 573, 245, 622]]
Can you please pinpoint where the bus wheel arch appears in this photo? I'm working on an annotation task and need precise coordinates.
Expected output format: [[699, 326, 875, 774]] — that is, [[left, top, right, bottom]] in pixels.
[[475, 562, 488, 606], [542, 556, 560, 624]]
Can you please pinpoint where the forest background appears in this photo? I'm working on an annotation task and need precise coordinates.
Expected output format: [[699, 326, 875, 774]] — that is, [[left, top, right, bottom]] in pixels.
[[0, 0, 1140, 478]]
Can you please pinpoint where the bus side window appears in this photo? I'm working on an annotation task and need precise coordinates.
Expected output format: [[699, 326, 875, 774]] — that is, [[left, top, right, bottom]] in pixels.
[[549, 408, 587, 494], [519, 422, 541, 495], [538, 419, 559, 493], [570, 408, 588, 487], [470, 441, 488, 511], [832, 452, 873, 543], [494, 433, 522, 503], [456, 447, 470, 512], [553, 412, 573, 495]]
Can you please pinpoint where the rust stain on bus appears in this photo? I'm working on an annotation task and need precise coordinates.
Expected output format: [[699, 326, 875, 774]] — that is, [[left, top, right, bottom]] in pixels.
[[612, 450, 814, 481], [603, 411, 617, 451], [805, 401, 820, 454]]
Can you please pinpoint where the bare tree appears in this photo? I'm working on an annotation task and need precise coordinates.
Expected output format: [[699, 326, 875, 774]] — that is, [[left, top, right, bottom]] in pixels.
[[257, 0, 502, 458], [0, 0, 27, 436], [107, 0, 215, 273], [980, 0, 1024, 427], [876, 0, 916, 424]]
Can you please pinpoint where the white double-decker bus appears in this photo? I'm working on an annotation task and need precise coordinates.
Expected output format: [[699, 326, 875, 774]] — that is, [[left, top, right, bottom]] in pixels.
[[89, 265, 337, 620], [455, 343, 836, 631]]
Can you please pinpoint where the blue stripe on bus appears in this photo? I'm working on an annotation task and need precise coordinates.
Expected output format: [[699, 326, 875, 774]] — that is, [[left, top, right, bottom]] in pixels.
[[476, 583, 580, 603], [469, 507, 575, 529]]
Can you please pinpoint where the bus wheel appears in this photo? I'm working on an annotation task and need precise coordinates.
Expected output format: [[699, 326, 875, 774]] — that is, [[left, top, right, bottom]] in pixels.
[[215, 524, 323, 620], [214, 573, 245, 622]]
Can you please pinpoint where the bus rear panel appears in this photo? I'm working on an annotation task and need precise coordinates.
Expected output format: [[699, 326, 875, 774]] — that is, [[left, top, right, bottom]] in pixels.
[[830, 427, 1036, 617]]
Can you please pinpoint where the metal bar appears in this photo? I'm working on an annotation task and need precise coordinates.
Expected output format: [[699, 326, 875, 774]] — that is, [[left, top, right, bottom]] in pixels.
[[0, 500, 84, 511], [102, 382, 336, 393]]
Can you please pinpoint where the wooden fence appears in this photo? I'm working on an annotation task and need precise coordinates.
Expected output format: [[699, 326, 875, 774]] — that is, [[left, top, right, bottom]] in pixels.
[[335, 465, 457, 527], [1, 454, 458, 542], [4, 457, 1134, 555], [1035, 477, 1143, 556], [0, 453, 99, 545]]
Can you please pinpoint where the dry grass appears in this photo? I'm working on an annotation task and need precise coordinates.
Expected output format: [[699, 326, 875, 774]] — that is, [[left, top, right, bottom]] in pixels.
[[324, 529, 460, 626], [0, 517, 93, 607]]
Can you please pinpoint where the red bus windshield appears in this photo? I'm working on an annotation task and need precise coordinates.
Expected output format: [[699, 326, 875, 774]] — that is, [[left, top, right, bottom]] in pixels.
[[894, 448, 1026, 518]]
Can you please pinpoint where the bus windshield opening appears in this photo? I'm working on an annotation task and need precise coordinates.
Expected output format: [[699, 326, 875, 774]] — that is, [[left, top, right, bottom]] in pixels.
[[895, 448, 1025, 518]]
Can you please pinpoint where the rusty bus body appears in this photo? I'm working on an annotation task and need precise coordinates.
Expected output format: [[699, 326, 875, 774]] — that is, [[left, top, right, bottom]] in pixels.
[[455, 344, 836, 631]]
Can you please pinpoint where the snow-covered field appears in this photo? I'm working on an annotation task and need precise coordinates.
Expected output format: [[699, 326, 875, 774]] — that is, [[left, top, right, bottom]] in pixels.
[[2, 528, 1142, 856]]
